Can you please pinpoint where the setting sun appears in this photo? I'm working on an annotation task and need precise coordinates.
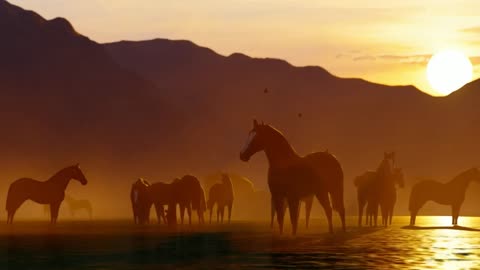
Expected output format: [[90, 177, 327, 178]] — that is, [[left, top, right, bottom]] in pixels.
[[427, 50, 473, 96]]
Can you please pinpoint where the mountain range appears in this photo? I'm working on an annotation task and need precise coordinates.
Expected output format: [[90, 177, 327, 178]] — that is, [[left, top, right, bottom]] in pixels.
[[1, 0, 480, 217]]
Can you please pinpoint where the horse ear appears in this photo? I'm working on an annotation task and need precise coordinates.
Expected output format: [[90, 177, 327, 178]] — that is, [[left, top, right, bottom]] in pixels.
[[75, 163, 80, 168], [253, 119, 258, 128]]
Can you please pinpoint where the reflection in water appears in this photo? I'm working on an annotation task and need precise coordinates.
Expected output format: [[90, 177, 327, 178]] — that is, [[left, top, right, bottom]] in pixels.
[[1, 217, 480, 269]]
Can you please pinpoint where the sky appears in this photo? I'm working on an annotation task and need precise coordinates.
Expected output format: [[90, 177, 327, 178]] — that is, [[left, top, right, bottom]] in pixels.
[[10, 0, 480, 96]]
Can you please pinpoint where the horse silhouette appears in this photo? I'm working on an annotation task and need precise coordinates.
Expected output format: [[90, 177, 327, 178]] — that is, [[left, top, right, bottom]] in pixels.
[[409, 167, 480, 226], [147, 181, 171, 224], [355, 154, 404, 227], [169, 175, 206, 226], [130, 178, 152, 225], [240, 120, 345, 234], [207, 173, 234, 224], [270, 195, 314, 229], [64, 194, 93, 219], [379, 167, 404, 226], [6, 164, 88, 224]]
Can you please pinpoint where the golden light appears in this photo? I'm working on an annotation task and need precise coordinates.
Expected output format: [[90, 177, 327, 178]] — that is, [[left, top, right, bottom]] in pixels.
[[427, 50, 473, 96]]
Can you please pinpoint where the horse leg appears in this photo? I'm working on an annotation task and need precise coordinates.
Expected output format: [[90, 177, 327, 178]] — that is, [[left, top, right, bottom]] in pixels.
[[50, 202, 61, 224], [209, 205, 213, 224], [227, 202, 233, 224], [305, 199, 313, 229], [270, 197, 275, 229], [220, 205, 225, 224], [180, 204, 185, 225], [272, 195, 285, 234], [452, 204, 461, 226], [154, 203, 163, 224], [287, 198, 300, 235], [187, 204, 192, 226], [316, 192, 333, 233], [358, 199, 365, 227]]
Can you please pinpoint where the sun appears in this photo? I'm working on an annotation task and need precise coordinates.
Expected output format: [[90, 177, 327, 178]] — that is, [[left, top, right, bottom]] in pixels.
[[427, 50, 473, 96]]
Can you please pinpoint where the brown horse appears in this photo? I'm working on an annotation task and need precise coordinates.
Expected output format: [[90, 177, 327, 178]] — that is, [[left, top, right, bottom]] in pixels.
[[409, 168, 480, 226], [270, 195, 314, 229], [168, 175, 206, 225], [379, 167, 404, 226], [65, 194, 93, 219], [240, 120, 345, 234], [207, 174, 234, 224], [146, 182, 171, 224], [130, 178, 152, 225], [6, 164, 88, 224], [365, 152, 395, 227]]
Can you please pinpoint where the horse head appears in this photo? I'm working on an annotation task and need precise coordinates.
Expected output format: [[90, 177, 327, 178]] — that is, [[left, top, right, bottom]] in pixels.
[[393, 168, 405, 188], [240, 119, 266, 162], [467, 167, 480, 183], [71, 164, 88, 185]]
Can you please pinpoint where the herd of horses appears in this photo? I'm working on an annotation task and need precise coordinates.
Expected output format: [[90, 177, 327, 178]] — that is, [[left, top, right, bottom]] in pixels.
[[3, 120, 480, 235]]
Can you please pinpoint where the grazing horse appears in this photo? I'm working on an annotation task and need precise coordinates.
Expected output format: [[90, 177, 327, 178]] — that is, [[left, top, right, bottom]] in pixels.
[[147, 182, 171, 224], [270, 195, 314, 229], [240, 120, 345, 234], [6, 164, 88, 224], [169, 175, 206, 225], [207, 174, 234, 224], [65, 194, 93, 219], [409, 167, 480, 226], [130, 178, 152, 225], [354, 170, 377, 226]]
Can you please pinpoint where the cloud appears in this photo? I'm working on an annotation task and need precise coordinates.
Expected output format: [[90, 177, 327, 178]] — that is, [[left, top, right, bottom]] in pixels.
[[460, 26, 480, 33], [353, 55, 376, 61]]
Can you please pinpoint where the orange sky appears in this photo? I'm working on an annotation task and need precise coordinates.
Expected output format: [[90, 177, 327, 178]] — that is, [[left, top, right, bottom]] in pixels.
[[9, 0, 480, 96]]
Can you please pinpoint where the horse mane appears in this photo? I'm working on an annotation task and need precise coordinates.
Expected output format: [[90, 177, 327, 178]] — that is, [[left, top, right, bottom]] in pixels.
[[261, 124, 298, 155], [449, 167, 479, 184], [47, 165, 78, 182]]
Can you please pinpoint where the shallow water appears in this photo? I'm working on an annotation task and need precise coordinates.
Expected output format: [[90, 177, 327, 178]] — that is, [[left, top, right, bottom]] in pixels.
[[1, 216, 480, 269]]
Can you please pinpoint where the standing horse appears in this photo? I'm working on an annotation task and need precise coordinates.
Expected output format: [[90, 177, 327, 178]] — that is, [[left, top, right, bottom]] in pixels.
[[65, 194, 93, 219], [354, 170, 377, 227], [147, 181, 171, 224], [409, 167, 480, 226], [169, 175, 206, 226], [207, 174, 234, 224], [366, 152, 395, 227], [380, 168, 404, 226], [6, 164, 88, 224], [130, 178, 152, 225], [240, 120, 345, 234], [270, 195, 314, 229]]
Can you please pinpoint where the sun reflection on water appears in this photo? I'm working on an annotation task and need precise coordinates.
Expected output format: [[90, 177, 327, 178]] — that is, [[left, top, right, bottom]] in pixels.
[[419, 216, 478, 270]]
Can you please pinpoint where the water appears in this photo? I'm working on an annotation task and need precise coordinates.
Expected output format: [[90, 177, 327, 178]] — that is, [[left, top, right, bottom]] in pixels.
[[1, 216, 480, 269]]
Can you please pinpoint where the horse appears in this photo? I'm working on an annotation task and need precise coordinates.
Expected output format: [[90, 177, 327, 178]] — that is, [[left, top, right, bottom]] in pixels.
[[379, 167, 404, 226], [270, 195, 314, 229], [240, 120, 345, 234], [130, 178, 152, 225], [146, 182, 171, 224], [6, 164, 88, 224], [409, 167, 480, 226], [363, 152, 396, 227], [354, 170, 377, 227], [169, 175, 206, 226], [64, 194, 93, 219], [207, 174, 234, 224]]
